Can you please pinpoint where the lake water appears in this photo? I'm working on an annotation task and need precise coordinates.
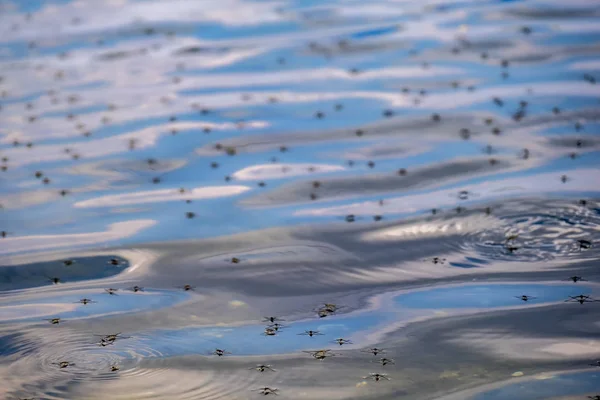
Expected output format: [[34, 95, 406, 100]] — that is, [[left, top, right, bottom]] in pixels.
[[1, 0, 600, 399]]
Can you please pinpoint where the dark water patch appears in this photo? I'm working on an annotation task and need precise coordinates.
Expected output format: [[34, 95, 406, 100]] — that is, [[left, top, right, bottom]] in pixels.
[[0, 255, 128, 291]]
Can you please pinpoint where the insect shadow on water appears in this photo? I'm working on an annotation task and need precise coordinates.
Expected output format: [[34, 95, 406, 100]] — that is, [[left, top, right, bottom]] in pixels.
[[251, 387, 279, 395], [363, 373, 390, 381], [249, 364, 276, 372], [515, 295, 536, 302], [298, 330, 324, 337], [565, 295, 599, 304]]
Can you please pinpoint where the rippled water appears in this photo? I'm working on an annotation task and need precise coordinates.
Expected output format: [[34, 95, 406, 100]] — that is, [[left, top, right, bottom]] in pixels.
[[1, 0, 600, 399]]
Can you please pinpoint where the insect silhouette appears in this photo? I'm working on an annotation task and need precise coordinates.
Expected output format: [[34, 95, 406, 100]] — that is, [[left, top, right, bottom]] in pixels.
[[332, 338, 352, 346], [95, 333, 130, 346], [177, 284, 195, 291], [362, 348, 386, 356], [515, 295, 536, 302], [75, 298, 96, 305], [104, 288, 118, 295], [212, 348, 231, 356], [47, 276, 61, 284], [268, 323, 285, 331], [424, 257, 446, 264], [303, 349, 337, 360], [262, 327, 278, 336], [566, 276, 586, 283], [565, 295, 598, 304], [298, 330, 323, 337], [577, 239, 592, 250], [52, 361, 75, 369], [252, 387, 279, 395], [263, 316, 284, 324], [249, 364, 276, 372], [128, 285, 144, 292], [363, 373, 390, 381], [110, 365, 120, 372], [373, 358, 395, 366], [63, 259, 75, 266], [108, 258, 125, 266], [47, 317, 61, 324]]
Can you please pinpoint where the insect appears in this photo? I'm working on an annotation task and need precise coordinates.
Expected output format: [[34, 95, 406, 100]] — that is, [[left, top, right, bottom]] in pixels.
[[268, 323, 285, 331], [345, 214, 355, 223], [128, 285, 144, 292], [332, 338, 352, 346], [320, 303, 341, 313], [108, 258, 125, 266], [47, 317, 61, 324], [363, 373, 390, 381], [230, 257, 241, 263], [63, 259, 75, 266], [104, 288, 118, 295], [52, 361, 75, 369], [94, 333, 129, 344], [303, 349, 337, 360], [515, 295, 536, 302], [110, 365, 120, 372], [424, 257, 446, 264], [212, 348, 231, 356], [75, 298, 96, 305], [262, 327, 278, 336], [577, 239, 592, 250], [566, 276, 586, 283], [298, 330, 323, 337], [47, 276, 61, 284], [565, 295, 598, 304], [362, 348, 386, 356], [178, 284, 195, 291], [249, 364, 276, 372], [252, 387, 279, 395], [263, 316, 284, 324], [373, 358, 395, 366]]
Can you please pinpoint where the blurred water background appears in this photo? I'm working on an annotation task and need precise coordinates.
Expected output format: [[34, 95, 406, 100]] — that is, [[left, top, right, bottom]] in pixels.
[[1, 0, 600, 399]]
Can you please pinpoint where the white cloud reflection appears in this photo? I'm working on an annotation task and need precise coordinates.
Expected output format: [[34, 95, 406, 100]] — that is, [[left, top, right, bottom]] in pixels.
[[74, 185, 251, 208]]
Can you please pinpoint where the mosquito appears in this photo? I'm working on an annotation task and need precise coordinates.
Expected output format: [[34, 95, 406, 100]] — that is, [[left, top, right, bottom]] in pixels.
[[212, 348, 231, 356], [303, 349, 337, 360], [566, 276, 586, 283], [332, 338, 352, 346], [363, 373, 390, 381], [424, 257, 446, 264], [177, 284, 195, 291], [373, 358, 395, 366], [110, 365, 120, 372], [47, 318, 61, 325], [263, 327, 278, 336], [566, 295, 598, 304], [515, 295, 536, 302], [104, 288, 118, 295], [46, 276, 61, 284], [94, 333, 129, 342], [249, 364, 276, 372], [128, 285, 144, 292], [298, 330, 323, 337], [75, 298, 96, 305], [108, 258, 125, 266], [268, 323, 285, 331], [262, 316, 284, 324], [52, 361, 75, 369], [252, 387, 278, 395], [362, 348, 386, 356]]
